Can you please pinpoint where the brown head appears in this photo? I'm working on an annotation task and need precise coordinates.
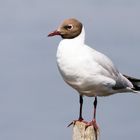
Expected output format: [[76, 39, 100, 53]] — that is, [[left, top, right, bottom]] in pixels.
[[48, 18, 83, 39]]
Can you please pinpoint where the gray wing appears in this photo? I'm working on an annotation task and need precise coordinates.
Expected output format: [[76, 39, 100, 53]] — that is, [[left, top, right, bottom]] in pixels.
[[113, 73, 133, 90], [90, 48, 133, 90]]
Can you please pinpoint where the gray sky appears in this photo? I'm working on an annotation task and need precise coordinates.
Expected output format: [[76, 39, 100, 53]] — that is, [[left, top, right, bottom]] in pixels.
[[0, 0, 140, 140]]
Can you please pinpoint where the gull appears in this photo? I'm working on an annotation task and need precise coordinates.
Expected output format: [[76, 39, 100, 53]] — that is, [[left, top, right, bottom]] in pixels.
[[48, 18, 140, 130]]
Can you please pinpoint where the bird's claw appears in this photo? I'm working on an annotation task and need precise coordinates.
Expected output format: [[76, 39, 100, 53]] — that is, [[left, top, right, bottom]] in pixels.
[[85, 119, 99, 130], [67, 118, 87, 127], [67, 121, 74, 127], [85, 119, 99, 140]]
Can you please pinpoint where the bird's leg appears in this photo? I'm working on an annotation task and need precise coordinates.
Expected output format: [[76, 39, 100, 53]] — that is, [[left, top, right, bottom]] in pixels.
[[93, 96, 98, 129], [85, 97, 99, 140], [86, 97, 99, 129], [93, 96, 97, 120], [67, 95, 87, 127], [78, 95, 84, 121]]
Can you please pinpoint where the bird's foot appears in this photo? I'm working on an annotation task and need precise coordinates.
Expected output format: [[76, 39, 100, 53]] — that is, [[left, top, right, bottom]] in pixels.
[[85, 119, 99, 130], [85, 119, 99, 140], [67, 118, 87, 127]]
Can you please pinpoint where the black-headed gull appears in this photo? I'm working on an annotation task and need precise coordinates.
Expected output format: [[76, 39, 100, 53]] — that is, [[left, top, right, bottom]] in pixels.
[[48, 18, 140, 129]]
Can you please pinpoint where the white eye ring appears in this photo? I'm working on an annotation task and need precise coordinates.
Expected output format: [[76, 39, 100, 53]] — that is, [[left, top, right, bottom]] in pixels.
[[67, 24, 73, 30]]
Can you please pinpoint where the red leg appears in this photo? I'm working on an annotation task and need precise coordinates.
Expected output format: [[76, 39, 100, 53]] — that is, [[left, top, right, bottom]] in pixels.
[[68, 95, 87, 127], [85, 97, 99, 140], [86, 97, 99, 129]]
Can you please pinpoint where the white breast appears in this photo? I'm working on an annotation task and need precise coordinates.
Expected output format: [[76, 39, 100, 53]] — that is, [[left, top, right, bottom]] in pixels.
[[56, 27, 133, 97]]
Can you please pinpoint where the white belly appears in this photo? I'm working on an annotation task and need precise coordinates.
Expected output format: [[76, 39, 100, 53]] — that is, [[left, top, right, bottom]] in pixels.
[[57, 53, 116, 97], [56, 40, 126, 97]]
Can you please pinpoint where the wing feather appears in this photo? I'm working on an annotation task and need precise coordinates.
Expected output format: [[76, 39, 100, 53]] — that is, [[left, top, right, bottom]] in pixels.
[[86, 46, 133, 89]]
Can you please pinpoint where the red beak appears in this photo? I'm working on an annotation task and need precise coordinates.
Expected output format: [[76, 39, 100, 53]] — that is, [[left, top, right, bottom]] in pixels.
[[48, 30, 61, 37]]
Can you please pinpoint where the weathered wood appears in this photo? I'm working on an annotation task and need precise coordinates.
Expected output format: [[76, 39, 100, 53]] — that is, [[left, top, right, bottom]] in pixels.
[[73, 121, 100, 140]]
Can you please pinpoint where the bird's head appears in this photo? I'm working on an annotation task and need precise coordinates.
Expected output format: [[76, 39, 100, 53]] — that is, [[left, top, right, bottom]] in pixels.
[[48, 18, 83, 39]]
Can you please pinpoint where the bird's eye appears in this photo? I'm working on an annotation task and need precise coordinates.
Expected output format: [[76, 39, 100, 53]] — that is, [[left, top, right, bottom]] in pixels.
[[65, 24, 73, 30]]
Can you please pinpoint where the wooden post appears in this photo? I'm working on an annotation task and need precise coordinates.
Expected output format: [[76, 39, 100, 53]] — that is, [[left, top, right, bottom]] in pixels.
[[73, 121, 100, 140]]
